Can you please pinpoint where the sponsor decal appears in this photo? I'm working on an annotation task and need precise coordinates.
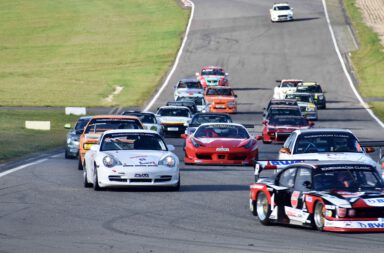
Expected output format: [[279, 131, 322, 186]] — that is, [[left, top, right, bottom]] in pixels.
[[359, 222, 384, 229], [216, 147, 229, 152], [336, 191, 365, 198], [250, 184, 264, 189], [364, 198, 384, 207], [291, 191, 300, 208], [306, 196, 313, 203], [270, 160, 304, 165], [129, 155, 147, 159]]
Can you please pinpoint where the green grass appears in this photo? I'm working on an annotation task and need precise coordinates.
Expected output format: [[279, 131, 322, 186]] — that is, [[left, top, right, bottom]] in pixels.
[[344, 0, 384, 101], [0, 0, 189, 107], [0, 110, 80, 163]]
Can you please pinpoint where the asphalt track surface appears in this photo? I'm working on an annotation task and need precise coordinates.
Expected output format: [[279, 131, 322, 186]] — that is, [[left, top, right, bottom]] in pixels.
[[1, 0, 384, 252]]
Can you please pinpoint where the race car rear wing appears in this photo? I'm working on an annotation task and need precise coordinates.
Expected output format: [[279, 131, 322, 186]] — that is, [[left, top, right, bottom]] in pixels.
[[254, 160, 314, 182]]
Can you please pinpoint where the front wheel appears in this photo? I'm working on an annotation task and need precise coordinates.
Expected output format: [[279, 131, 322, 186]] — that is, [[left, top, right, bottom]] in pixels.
[[249, 198, 257, 216], [83, 164, 92, 188], [78, 158, 83, 170], [313, 202, 325, 231], [93, 168, 102, 191], [256, 192, 271, 225]]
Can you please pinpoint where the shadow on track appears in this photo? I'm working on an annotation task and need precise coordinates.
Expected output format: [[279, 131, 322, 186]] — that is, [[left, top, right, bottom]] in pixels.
[[181, 184, 248, 192], [292, 17, 320, 22], [232, 87, 272, 91]]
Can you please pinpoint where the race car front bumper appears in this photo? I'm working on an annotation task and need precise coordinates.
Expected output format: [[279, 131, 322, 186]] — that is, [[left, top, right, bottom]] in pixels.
[[324, 219, 384, 232]]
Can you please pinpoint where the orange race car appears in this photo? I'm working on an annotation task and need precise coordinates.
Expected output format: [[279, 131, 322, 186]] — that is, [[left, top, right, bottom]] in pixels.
[[78, 115, 143, 170], [204, 86, 237, 113]]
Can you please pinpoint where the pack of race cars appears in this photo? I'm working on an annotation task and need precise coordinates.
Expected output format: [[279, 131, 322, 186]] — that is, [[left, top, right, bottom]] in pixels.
[[64, 61, 384, 232]]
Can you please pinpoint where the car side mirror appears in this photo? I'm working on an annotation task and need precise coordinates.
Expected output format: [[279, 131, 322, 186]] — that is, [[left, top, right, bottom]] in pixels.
[[303, 180, 311, 189], [256, 135, 263, 140], [279, 147, 291, 154], [365, 147, 375, 153], [64, 123, 71, 129], [167, 144, 175, 151], [180, 134, 188, 139]]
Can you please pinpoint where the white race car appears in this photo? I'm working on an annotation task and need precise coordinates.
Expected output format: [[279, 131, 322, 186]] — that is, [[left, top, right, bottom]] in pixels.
[[156, 106, 192, 136], [278, 128, 379, 173], [174, 78, 204, 100], [270, 3, 294, 22], [273, 79, 302, 99], [83, 129, 180, 191]]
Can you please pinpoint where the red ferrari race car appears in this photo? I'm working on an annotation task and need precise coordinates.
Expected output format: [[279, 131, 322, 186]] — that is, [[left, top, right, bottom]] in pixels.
[[261, 115, 313, 144], [196, 66, 228, 88], [249, 160, 384, 232], [183, 123, 259, 166]]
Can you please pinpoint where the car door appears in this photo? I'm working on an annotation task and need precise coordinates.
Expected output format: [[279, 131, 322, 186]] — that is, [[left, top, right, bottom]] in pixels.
[[284, 167, 312, 224], [275, 167, 297, 222]]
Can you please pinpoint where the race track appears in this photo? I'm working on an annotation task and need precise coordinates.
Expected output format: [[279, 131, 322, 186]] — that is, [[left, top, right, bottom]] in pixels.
[[1, 0, 384, 252]]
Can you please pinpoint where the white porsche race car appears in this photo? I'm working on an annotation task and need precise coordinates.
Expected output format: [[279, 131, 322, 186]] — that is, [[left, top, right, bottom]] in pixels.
[[270, 3, 294, 22], [83, 129, 180, 191]]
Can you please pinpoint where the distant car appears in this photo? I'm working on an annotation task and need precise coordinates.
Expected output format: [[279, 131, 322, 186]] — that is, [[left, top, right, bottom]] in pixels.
[[250, 160, 384, 232], [297, 82, 327, 109], [273, 79, 302, 99], [166, 101, 198, 115], [183, 123, 259, 166], [183, 113, 233, 136], [196, 66, 228, 88], [176, 95, 209, 113], [156, 106, 192, 137], [78, 115, 144, 170], [261, 116, 313, 144], [285, 92, 318, 120], [263, 99, 298, 116], [204, 87, 237, 114], [64, 116, 92, 159], [173, 78, 204, 100], [270, 3, 294, 22], [278, 128, 378, 169], [83, 129, 180, 191], [264, 105, 303, 121], [121, 111, 164, 136]]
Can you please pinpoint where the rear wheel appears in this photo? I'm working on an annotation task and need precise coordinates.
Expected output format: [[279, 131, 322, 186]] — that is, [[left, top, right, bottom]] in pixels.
[[313, 202, 325, 231], [256, 192, 271, 225]]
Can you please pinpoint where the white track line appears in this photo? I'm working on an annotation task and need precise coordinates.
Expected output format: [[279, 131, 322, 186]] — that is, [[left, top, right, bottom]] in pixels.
[[0, 159, 48, 179], [143, 0, 195, 111], [321, 0, 384, 128]]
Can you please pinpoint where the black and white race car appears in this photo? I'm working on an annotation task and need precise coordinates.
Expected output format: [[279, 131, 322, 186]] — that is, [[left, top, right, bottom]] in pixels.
[[249, 160, 384, 232]]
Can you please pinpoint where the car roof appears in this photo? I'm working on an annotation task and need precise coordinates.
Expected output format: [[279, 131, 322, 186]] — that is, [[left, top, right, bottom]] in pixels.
[[300, 82, 319, 86], [193, 112, 231, 117], [202, 66, 224, 70], [273, 3, 291, 7], [269, 105, 300, 109], [179, 78, 200, 83], [90, 115, 140, 120], [102, 129, 159, 135], [293, 128, 354, 135], [158, 105, 191, 110], [199, 122, 246, 128], [283, 160, 375, 170]]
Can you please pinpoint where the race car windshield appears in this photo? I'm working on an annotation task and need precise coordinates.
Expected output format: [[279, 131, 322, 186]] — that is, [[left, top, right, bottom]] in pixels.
[[177, 96, 204, 106], [85, 120, 142, 134], [206, 88, 232, 96], [177, 81, 202, 89], [201, 69, 225, 76], [294, 132, 363, 154], [75, 118, 91, 132], [101, 133, 167, 151], [286, 94, 312, 103], [297, 85, 322, 93], [194, 125, 249, 139], [191, 114, 232, 125], [269, 117, 308, 126], [158, 108, 190, 117], [313, 168, 383, 191], [276, 6, 290, 10], [122, 113, 156, 124], [281, 81, 300, 88]]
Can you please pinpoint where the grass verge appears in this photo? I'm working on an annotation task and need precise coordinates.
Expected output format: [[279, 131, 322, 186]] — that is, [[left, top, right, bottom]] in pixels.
[[0, 110, 80, 163], [344, 0, 384, 103], [0, 0, 189, 107]]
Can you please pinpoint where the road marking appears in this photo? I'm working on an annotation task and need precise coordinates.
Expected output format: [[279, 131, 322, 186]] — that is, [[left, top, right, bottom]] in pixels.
[[321, 0, 384, 128], [143, 1, 195, 111], [0, 159, 48, 179]]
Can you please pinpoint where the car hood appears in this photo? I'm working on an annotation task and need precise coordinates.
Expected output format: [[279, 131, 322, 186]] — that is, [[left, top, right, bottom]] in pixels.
[[159, 116, 190, 124], [206, 96, 235, 103], [194, 138, 250, 148], [290, 153, 376, 166], [103, 150, 173, 166], [272, 10, 293, 15], [319, 190, 384, 208], [202, 75, 224, 80]]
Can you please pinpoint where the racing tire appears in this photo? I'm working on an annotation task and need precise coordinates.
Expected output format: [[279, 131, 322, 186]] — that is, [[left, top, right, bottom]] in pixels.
[[169, 179, 181, 192], [256, 192, 271, 225], [313, 202, 325, 231], [65, 150, 70, 159], [249, 199, 257, 216], [93, 168, 103, 191], [78, 158, 83, 171], [83, 164, 92, 188]]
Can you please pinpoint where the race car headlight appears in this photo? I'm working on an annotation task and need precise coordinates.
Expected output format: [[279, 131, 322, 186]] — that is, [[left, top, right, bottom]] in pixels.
[[159, 156, 176, 167], [337, 207, 347, 218], [318, 95, 324, 100], [150, 125, 158, 131], [102, 155, 120, 168], [83, 143, 94, 150], [227, 102, 236, 106]]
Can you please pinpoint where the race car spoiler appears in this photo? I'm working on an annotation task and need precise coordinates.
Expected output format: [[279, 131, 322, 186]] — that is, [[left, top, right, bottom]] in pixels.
[[254, 160, 316, 182]]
